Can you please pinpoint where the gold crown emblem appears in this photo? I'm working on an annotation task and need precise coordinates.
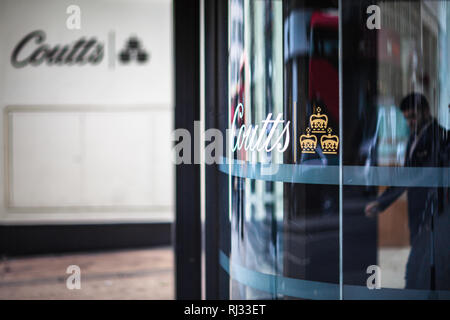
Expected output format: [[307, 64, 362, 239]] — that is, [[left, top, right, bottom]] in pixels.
[[309, 107, 328, 133], [320, 128, 339, 154], [300, 128, 317, 153]]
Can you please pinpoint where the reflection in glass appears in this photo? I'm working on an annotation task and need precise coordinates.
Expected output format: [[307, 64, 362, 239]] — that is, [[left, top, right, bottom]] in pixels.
[[283, 0, 340, 295], [229, 0, 284, 299], [223, 0, 450, 299], [343, 0, 450, 294]]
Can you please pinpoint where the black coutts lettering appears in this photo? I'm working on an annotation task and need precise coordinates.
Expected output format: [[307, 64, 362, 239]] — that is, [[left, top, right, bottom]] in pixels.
[[11, 30, 45, 68], [88, 44, 104, 64], [11, 30, 104, 67], [65, 39, 86, 63], [29, 44, 50, 65], [45, 45, 62, 64], [54, 46, 70, 64], [76, 39, 96, 64]]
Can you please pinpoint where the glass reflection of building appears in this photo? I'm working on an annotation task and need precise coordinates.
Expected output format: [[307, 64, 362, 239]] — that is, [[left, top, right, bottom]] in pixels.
[[229, 0, 284, 299], [375, 1, 445, 289]]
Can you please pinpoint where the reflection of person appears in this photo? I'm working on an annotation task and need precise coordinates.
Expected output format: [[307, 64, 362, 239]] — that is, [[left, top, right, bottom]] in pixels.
[[364, 92, 450, 289]]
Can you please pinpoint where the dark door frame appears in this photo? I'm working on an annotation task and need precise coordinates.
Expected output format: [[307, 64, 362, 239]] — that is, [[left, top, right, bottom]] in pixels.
[[204, 0, 229, 300], [174, 0, 229, 300], [174, 0, 202, 300]]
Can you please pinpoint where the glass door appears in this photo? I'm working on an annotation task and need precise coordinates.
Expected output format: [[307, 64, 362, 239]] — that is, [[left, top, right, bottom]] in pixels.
[[217, 0, 450, 300], [342, 0, 450, 298]]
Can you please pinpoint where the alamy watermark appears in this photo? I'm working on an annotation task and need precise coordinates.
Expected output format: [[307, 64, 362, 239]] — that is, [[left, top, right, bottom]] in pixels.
[[66, 5, 81, 30], [366, 265, 382, 289], [66, 265, 81, 290]]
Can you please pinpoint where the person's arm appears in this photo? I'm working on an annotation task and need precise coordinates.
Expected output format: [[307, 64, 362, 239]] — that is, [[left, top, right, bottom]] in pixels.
[[365, 186, 406, 217], [378, 186, 406, 210], [365, 135, 413, 217]]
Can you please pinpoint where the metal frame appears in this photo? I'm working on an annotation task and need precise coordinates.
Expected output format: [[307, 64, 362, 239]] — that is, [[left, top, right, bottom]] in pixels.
[[204, 0, 229, 300], [174, 0, 202, 300]]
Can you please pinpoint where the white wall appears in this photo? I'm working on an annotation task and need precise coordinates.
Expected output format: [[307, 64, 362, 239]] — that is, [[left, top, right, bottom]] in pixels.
[[0, 0, 173, 224]]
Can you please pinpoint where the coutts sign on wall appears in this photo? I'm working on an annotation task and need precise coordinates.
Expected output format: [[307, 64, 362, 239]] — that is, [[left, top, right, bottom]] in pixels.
[[11, 30, 149, 68]]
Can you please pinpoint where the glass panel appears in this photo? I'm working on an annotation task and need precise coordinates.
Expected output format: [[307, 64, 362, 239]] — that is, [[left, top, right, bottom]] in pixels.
[[282, 0, 340, 298], [228, 0, 285, 300], [223, 0, 450, 300], [342, 0, 450, 298], [225, 0, 340, 300]]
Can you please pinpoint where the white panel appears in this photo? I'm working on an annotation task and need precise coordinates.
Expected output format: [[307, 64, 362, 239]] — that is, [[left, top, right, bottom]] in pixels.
[[151, 111, 174, 207], [83, 111, 154, 206], [11, 112, 82, 207], [8, 108, 173, 213]]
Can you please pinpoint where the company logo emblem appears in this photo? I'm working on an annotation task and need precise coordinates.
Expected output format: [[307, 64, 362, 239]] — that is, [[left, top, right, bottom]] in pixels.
[[119, 37, 149, 64], [300, 105, 339, 155], [320, 128, 339, 154], [309, 107, 328, 133], [11, 30, 150, 68], [299, 128, 317, 154]]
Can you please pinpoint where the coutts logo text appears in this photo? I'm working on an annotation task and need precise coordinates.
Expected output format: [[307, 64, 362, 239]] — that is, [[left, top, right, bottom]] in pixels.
[[11, 30, 103, 68]]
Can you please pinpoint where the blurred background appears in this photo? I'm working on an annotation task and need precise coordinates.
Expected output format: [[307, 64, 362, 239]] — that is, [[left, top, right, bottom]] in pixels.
[[0, 0, 174, 299]]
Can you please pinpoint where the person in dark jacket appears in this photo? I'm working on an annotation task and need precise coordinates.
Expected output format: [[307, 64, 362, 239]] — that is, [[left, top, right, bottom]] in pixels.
[[365, 92, 450, 290]]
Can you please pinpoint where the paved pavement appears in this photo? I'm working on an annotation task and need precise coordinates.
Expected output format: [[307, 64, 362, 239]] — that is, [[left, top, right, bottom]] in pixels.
[[0, 245, 410, 299], [0, 247, 174, 300]]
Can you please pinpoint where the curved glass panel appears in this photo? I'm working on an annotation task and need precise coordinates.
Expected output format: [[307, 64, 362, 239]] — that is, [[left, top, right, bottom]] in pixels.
[[222, 0, 450, 300], [342, 0, 450, 298], [228, 0, 286, 300], [226, 0, 340, 300]]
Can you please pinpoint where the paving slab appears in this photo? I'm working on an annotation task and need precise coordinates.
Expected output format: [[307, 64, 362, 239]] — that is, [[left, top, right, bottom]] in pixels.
[[0, 247, 174, 300]]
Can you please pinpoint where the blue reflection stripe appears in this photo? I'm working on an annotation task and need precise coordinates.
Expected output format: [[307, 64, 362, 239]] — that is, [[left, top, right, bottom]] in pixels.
[[220, 250, 339, 300], [218, 158, 450, 187], [219, 250, 450, 300]]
